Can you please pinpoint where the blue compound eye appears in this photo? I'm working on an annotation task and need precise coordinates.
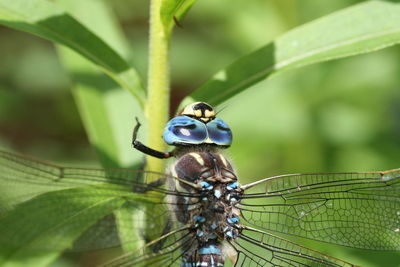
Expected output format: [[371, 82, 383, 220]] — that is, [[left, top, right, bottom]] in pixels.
[[163, 116, 207, 145], [207, 118, 232, 146]]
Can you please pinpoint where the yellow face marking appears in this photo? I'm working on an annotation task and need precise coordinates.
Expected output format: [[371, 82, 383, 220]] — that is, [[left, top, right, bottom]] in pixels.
[[219, 154, 228, 167], [204, 109, 215, 118], [189, 152, 205, 166], [179, 102, 216, 123], [181, 106, 191, 116], [181, 102, 201, 116], [194, 109, 202, 118]]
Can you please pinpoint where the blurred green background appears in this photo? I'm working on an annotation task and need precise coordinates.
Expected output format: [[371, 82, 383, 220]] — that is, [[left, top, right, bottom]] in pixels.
[[0, 0, 399, 266]]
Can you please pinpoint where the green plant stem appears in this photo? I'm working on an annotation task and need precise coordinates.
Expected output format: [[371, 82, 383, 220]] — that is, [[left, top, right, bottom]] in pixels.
[[146, 0, 170, 177]]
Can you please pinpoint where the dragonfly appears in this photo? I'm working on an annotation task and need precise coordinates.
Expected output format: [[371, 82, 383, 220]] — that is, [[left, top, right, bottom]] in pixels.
[[0, 102, 399, 267]]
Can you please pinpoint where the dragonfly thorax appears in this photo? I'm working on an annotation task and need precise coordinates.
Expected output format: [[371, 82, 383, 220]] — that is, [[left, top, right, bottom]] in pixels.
[[167, 151, 242, 266]]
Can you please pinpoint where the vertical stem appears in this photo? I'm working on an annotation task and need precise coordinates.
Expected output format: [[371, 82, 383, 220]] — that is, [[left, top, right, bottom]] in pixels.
[[146, 0, 170, 176]]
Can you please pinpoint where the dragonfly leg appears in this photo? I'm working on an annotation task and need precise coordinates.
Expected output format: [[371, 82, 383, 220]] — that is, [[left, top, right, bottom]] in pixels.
[[132, 117, 173, 159]]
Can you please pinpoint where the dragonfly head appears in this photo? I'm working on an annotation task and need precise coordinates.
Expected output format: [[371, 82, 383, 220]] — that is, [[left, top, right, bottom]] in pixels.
[[163, 102, 232, 147]]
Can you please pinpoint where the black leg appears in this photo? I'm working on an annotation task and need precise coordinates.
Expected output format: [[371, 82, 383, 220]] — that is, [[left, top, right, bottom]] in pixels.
[[132, 117, 173, 159]]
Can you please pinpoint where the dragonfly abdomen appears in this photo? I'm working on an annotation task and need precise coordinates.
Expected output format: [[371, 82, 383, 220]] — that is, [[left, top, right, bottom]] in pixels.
[[182, 243, 225, 267]]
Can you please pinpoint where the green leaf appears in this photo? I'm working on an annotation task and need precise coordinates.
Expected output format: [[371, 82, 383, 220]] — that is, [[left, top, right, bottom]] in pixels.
[[59, 47, 144, 169], [0, 186, 127, 266], [160, 0, 197, 35], [187, 0, 400, 106], [55, 0, 146, 258], [56, 0, 145, 169], [0, 0, 145, 106]]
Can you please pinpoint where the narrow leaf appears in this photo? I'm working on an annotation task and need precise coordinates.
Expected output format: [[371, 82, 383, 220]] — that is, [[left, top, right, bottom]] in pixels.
[[56, 0, 145, 169], [188, 0, 400, 106], [56, 0, 146, 257], [59, 47, 144, 169], [0, 0, 145, 106]]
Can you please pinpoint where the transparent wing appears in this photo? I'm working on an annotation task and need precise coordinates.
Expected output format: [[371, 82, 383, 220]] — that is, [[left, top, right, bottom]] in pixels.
[[232, 227, 353, 267], [109, 227, 353, 267], [239, 170, 400, 250], [105, 227, 194, 267], [0, 149, 193, 254], [0, 149, 191, 208]]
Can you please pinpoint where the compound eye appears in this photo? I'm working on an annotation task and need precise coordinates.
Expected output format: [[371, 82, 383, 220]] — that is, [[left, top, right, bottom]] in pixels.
[[207, 118, 232, 146], [163, 116, 207, 145], [172, 124, 206, 141]]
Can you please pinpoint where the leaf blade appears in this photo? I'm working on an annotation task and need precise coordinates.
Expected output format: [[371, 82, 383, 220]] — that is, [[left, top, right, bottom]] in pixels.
[[0, 0, 145, 106], [56, 0, 145, 169], [55, 0, 146, 258], [188, 0, 400, 106]]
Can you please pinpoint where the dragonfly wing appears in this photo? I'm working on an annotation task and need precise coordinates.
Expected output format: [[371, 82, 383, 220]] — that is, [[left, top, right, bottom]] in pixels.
[[0, 149, 171, 211], [105, 227, 193, 267], [239, 170, 400, 250], [0, 150, 183, 254], [232, 227, 353, 267]]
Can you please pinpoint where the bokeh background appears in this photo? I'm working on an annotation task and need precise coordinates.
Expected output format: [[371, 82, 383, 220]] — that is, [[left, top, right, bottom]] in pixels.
[[0, 0, 399, 266]]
